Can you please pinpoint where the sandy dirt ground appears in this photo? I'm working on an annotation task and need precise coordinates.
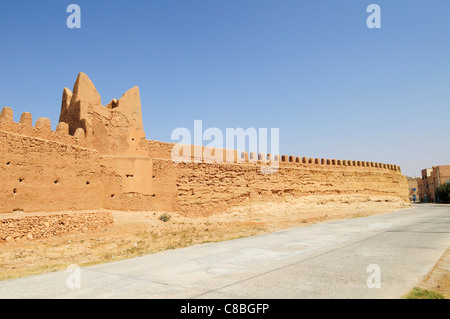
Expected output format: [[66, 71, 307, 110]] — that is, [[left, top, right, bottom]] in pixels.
[[417, 248, 450, 298], [0, 194, 412, 282]]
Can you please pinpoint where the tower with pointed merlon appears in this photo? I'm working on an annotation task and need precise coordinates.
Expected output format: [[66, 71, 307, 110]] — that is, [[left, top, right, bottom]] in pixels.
[[59, 72, 147, 156]]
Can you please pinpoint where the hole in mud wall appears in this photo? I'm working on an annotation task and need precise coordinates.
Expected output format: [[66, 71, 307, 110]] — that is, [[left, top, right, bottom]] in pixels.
[[54, 179, 60, 184], [86, 181, 90, 185], [111, 194, 115, 198], [152, 194, 156, 197], [13, 188, 17, 194], [19, 178, 24, 183], [126, 174, 134, 178], [6, 162, 11, 166]]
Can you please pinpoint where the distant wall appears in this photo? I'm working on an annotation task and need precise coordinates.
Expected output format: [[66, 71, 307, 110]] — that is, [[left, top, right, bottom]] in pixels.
[[129, 139, 410, 217], [142, 139, 409, 216], [156, 159, 409, 217]]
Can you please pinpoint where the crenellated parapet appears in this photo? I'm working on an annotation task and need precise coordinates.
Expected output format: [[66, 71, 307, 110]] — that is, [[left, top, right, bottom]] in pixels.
[[0, 107, 88, 147], [168, 141, 402, 173], [276, 154, 401, 172]]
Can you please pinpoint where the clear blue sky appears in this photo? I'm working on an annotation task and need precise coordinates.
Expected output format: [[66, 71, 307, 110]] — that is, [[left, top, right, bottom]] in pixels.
[[1, 0, 449, 177]]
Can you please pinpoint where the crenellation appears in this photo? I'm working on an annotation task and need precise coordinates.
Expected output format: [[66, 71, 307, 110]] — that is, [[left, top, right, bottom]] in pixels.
[[0, 107, 14, 128], [35, 117, 51, 131], [226, 149, 237, 163], [0, 105, 91, 149], [16, 112, 33, 135], [74, 127, 86, 139], [19, 112, 32, 126], [56, 122, 69, 134], [242, 151, 249, 163]]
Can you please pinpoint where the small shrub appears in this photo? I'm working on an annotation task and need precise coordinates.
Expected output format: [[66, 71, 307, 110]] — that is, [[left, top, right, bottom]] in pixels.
[[159, 213, 171, 222], [404, 287, 445, 299]]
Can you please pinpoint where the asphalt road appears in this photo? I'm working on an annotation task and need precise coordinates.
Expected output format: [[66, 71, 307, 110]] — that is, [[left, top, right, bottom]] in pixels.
[[0, 203, 449, 299]]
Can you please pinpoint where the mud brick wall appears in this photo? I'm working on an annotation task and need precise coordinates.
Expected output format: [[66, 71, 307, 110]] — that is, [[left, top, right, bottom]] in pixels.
[[0, 73, 409, 218], [0, 129, 102, 214], [148, 157, 409, 217]]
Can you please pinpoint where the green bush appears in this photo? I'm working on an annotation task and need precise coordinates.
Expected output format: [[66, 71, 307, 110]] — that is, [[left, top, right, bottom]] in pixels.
[[159, 213, 171, 222], [436, 183, 450, 203], [404, 287, 445, 299]]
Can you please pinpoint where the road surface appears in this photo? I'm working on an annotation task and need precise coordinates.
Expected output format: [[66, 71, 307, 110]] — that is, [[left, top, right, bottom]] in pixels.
[[0, 203, 449, 298]]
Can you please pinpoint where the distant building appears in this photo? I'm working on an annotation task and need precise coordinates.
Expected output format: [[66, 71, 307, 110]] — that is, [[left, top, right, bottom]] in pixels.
[[407, 177, 419, 202], [417, 165, 450, 202]]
